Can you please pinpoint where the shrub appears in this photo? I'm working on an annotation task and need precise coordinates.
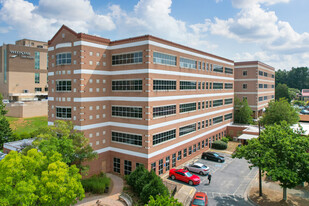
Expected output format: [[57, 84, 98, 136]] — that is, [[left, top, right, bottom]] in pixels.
[[211, 140, 227, 150], [221, 137, 229, 143], [226, 135, 233, 141], [127, 165, 148, 192], [81, 173, 111, 194], [140, 176, 169, 204], [126, 167, 169, 204]]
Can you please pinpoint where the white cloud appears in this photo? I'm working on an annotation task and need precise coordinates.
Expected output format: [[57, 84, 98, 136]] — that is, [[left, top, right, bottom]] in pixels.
[[0, 0, 115, 40], [207, 0, 309, 59], [232, 0, 290, 8], [109, 0, 217, 51]]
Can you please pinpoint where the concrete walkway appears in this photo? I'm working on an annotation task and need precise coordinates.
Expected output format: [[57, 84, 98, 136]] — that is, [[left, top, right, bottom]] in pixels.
[[76, 173, 125, 206]]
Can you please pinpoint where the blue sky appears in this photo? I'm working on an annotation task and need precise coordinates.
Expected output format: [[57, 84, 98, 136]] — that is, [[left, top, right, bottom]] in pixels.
[[1, 0, 308, 70]]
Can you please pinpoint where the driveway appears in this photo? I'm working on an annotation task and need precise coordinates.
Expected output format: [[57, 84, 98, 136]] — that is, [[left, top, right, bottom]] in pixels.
[[195, 153, 258, 206]]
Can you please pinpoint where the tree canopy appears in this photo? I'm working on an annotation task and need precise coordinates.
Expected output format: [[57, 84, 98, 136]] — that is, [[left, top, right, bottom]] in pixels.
[[0, 149, 85, 205], [0, 94, 12, 149], [234, 97, 253, 124], [27, 121, 97, 173], [275, 67, 309, 91], [127, 165, 169, 204], [260, 98, 299, 126], [233, 121, 309, 200], [275, 83, 290, 102], [147, 195, 182, 206]]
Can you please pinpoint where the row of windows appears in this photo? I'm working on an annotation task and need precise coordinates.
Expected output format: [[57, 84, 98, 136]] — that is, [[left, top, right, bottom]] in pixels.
[[111, 131, 142, 146], [180, 81, 196, 90], [258, 95, 274, 102], [153, 105, 176, 118], [113, 158, 134, 175], [112, 80, 143, 91], [56, 80, 71, 92], [110, 79, 233, 91], [35, 73, 40, 84], [179, 102, 196, 113], [258, 71, 275, 78], [179, 123, 196, 136], [180, 57, 197, 69], [152, 52, 233, 74], [35, 52, 40, 70], [154, 99, 232, 118], [111, 106, 143, 119], [56, 107, 71, 119], [56, 53, 71, 65], [153, 129, 176, 145], [259, 84, 275, 89], [213, 99, 223, 107], [153, 80, 176, 90], [54, 99, 233, 121], [152, 115, 231, 145], [112, 52, 143, 65], [153, 52, 177, 66]]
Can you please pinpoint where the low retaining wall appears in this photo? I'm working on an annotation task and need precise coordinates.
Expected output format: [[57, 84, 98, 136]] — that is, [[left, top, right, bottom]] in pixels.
[[5, 101, 48, 118]]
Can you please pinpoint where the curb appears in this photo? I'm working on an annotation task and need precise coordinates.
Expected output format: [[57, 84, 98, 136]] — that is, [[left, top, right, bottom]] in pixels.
[[244, 172, 259, 206]]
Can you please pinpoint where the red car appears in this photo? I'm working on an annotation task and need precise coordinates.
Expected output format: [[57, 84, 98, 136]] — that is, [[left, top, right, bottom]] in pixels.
[[169, 168, 200, 185], [191, 192, 208, 206]]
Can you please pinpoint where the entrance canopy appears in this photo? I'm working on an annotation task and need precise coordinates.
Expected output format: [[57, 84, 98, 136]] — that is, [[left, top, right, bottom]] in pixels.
[[237, 134, 258, 140]]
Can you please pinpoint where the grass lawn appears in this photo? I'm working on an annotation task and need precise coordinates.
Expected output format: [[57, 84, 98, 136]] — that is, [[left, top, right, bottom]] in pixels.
[[7, 116, 48, 135]]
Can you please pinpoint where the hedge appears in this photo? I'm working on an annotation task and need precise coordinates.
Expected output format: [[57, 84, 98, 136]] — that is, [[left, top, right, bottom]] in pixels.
[[211, 140, 228, 150]]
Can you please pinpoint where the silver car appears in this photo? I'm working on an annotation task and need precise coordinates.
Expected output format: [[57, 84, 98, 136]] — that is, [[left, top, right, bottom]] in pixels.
[[184, 162, 209, 175]]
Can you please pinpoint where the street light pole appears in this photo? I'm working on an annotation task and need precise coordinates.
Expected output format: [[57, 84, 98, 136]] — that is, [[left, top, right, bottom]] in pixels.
[[258, 121, 263, 197]]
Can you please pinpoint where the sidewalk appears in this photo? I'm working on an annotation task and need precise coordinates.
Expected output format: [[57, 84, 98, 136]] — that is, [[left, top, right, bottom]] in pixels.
[[76, 173, 125, 206]]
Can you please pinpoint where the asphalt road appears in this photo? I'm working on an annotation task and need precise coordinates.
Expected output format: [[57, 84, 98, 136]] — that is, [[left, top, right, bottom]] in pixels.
[[194, 153, 258, 206]]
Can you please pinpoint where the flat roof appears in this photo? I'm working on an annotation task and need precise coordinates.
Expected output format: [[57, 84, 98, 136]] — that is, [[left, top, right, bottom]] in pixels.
[[238, 134, 259, 140]]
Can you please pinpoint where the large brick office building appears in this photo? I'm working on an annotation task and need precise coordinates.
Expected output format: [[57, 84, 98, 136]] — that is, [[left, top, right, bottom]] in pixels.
[[235, 61, 275, 118], [47, 25, 235, 176]]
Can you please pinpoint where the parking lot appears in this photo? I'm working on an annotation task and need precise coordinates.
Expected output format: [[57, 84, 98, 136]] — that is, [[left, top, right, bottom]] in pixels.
[[168, 152, 258, 206]]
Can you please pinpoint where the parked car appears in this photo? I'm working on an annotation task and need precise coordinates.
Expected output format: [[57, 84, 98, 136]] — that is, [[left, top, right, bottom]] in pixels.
[[202, 152, 225, 163], [300, 109, 309, 115], [169, 168, 200, 185], [191, 192, 208, 206], [0, 152, 7, 161], [184, 162, 209, 175], [2, 99, 9, 104]]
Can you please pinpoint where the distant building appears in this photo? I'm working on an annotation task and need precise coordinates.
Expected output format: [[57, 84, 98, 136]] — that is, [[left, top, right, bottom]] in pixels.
[[0, 39, 48, 101], [234, 61, 275, 119], [301, 89, 309, 101]]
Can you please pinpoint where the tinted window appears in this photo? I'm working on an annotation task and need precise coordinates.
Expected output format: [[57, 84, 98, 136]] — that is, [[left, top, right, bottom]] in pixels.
[[193, 199, 205, 206], [185, 172, 193, 177]]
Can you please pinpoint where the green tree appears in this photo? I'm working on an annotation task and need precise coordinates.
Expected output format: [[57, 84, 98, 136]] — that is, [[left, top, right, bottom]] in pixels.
[[147, 195, 182, 206], [0, 149, 85, 205], [288, 88, 300, 101], [0, 94, 12, 149], [127, 165, 148, 193], [260, 99, 299, 126], [28, 120, 97, 173], [233, 121, 309, 201], [287, 67, 309, 91], [140, 175, 169, 204], [275, 83, 290, 102], [234, 97, 253, 124], [275, 69, 288, 87]]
